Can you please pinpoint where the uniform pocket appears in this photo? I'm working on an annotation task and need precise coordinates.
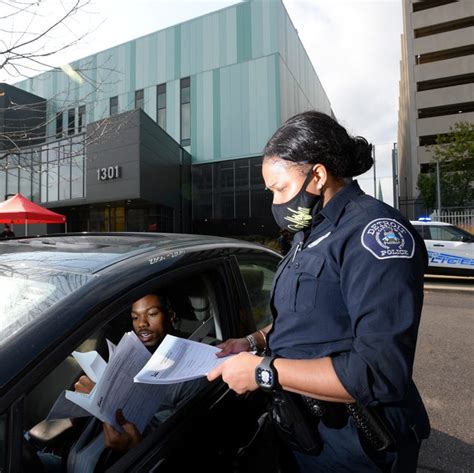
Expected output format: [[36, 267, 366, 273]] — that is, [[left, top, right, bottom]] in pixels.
[[290, 254, 325, 313]]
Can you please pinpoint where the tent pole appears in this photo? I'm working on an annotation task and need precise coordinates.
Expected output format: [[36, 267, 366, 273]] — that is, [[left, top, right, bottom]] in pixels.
[[25, 220, 28, 237], [65, 222, 68, 233]]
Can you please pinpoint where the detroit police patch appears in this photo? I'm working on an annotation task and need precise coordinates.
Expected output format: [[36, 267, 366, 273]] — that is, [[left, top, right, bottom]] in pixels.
[[361, 218, 415, 259]]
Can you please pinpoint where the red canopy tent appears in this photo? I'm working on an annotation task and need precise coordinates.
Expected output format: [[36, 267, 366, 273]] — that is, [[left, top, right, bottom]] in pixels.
[[0, 193, 66, 235]]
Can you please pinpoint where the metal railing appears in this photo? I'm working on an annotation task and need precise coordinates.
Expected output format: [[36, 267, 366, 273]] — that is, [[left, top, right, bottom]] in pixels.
[[431, 208, 474, 232]]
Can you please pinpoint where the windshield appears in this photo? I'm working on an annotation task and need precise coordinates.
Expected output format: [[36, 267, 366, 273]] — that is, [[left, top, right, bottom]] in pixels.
[[0, 266, 91, 346]]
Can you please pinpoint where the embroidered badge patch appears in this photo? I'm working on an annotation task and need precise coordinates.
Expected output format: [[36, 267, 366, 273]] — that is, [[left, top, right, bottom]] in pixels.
[[361, 218, 414, 259]]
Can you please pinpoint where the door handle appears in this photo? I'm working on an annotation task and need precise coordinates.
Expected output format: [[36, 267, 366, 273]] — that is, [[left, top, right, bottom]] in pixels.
[[433, 244, 444, 247]]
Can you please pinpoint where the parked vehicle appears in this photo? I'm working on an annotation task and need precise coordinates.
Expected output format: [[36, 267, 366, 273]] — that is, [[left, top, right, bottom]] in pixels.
[[410, 220, 474, 276], [0, 233, 290, 473]]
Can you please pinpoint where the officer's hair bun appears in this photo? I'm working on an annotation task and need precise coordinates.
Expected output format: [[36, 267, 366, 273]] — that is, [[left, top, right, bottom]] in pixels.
[[344, 136, 373, 178], [263, 111, 374, 179]]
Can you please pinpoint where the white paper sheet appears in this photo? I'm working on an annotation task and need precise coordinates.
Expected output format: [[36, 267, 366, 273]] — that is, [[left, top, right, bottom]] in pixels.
[[134, 335, 233, 385], [65, 332, 163, 433]]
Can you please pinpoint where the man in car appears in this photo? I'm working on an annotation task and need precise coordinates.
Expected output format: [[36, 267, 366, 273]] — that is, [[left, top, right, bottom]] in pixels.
[[70, 293, 206, 469]]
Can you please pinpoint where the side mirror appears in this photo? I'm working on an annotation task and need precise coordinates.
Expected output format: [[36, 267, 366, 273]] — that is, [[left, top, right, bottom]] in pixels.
[[461, 236, 473, 243]]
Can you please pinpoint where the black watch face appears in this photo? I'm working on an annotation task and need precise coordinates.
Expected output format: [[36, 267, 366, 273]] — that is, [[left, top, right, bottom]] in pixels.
[[257, 367, 273, 389]]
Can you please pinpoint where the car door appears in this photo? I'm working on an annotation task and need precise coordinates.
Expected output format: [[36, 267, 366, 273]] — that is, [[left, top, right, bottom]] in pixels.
[[4, 254, 271, 473], [104, 255, 278, 473], [425, 225, 474, 273]]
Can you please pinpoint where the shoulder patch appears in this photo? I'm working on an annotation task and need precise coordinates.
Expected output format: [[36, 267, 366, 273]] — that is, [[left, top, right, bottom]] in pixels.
[[361, 218, 414, 260]]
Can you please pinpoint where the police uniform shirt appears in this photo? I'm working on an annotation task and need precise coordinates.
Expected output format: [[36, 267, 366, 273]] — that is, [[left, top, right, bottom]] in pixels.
[[268, 180, 430, 439]]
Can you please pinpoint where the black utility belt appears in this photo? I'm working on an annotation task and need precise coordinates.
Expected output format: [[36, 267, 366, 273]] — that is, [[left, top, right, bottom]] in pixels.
[[270, 391, 396, 455]]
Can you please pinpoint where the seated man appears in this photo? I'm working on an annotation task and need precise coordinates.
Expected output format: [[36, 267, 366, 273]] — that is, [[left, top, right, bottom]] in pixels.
[[69, 293, 207, 471]]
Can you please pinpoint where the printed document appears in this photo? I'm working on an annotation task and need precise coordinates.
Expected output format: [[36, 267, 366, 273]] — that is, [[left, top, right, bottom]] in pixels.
[[65, 332, 163, 432], [134, 334, 233, 385]]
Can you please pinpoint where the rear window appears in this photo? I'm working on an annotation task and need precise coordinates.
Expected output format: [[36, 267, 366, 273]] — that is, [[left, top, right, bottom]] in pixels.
[[0, 267, 91, 346]]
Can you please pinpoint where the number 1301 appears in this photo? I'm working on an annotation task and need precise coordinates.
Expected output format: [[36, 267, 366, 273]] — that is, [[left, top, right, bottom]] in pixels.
[[97, 165, 121, 181]]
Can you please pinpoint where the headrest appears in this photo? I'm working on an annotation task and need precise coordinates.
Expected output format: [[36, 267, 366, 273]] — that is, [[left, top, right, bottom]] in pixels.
[[240, 266, 264, 292]]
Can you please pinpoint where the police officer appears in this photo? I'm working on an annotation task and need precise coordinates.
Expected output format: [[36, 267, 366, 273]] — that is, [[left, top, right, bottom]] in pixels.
[[208, 111, 430, 472]]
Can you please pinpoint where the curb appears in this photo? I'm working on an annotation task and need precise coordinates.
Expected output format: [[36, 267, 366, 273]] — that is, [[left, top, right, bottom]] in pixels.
[[424, 284, 473, 294]]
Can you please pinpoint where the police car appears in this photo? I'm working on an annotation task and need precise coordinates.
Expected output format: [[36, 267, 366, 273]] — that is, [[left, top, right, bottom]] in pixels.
[[410, 219, 474, 276]]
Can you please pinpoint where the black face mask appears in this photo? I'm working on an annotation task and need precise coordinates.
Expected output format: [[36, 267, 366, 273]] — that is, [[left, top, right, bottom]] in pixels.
[[271, 170, 320, 233]]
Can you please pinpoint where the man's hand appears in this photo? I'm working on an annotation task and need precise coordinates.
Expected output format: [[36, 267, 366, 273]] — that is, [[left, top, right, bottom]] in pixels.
[[103, 409, 142, 452], [215, 337, 251, 358], [207, 352, 261, 394], [74, 375, 95, 394]]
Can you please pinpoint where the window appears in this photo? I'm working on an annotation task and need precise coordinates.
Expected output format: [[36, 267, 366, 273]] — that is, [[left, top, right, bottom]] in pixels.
[[67, 108, 75, 135], [418, 101, 474, 119], [47, 147, 59, 202], [237, 258, 278, 330], [55, 112, 63, 138], [110, 96, 118, 116], [135, 89, 144, 110], [417, 73, 474, 92], [6, 155, 19, 196], [19, 277, 217, 471], [428, 225, 471, 242], [180, 77, 191, 146], [416, 45, 474, 65], [414, 16, 474, 38], [413, 0, 458, 12], [157, 83, 166, 130], [78, 105, 86, 133]]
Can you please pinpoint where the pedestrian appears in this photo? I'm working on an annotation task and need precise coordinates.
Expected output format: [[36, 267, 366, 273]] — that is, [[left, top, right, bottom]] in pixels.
[[208, 111, 430, 472], [1, 224, 15, 239], [277, 229, 292, 256]]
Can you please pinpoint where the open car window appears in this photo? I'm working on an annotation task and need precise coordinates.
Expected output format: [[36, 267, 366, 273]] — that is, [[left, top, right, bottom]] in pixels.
[[20, 269, 226, 473]]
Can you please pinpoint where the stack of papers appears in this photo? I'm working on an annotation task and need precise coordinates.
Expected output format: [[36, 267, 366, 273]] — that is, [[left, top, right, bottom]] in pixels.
[[57, 334, 234, 432]]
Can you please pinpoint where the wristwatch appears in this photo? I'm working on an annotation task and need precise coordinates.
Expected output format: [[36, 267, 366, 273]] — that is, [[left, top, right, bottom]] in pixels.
[[255, 356, 280, 392]]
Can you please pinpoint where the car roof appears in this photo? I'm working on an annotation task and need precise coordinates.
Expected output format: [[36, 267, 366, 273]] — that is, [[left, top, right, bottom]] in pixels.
[[0, 232, 273, 274]]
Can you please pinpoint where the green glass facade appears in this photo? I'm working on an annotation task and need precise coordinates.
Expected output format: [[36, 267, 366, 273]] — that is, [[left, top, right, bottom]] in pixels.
[[7, 0, 332, 236]]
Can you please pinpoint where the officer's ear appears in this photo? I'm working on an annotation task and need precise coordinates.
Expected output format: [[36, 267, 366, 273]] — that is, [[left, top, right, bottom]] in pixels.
[[311, 164, 328, 194]]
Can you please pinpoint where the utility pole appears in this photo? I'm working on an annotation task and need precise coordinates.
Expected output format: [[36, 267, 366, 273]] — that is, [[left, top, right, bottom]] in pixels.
[[372, 145, 376, 198]]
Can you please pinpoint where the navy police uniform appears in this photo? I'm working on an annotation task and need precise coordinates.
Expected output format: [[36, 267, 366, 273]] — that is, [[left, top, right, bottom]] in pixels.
[[268, 181, 430, 472]]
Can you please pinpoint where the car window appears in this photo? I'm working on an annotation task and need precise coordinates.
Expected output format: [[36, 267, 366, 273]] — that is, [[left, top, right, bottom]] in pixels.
[[0, 412, 5, 471], [429, 225, 468, 242], [20, 275, 221, 472], [0, 268, 91, 346], [237, 259, 278, 330], [412, 225, 426, 239]]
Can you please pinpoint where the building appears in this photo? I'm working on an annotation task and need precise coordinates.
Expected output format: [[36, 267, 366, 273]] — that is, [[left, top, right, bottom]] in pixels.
[[1, 0, 332, 236], [398, 0, 474, 217]]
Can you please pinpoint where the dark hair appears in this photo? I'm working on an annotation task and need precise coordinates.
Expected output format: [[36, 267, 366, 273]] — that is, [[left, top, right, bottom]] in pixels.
[[263, 111, 373, 178]]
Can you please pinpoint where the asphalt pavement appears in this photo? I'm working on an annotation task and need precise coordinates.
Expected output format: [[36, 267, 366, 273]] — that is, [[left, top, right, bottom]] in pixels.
[[415, 284, 473, 473]]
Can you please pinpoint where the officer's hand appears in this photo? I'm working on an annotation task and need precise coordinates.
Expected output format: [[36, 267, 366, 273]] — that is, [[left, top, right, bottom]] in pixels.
[[74, 375, 95, 394], [215, 337, 251, 358], [103, 409, 142, 452], [207, 352, 260, 394]]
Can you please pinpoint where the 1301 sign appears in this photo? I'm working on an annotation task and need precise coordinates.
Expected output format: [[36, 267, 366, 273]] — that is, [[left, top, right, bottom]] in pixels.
[[97, 166, 121, 181]]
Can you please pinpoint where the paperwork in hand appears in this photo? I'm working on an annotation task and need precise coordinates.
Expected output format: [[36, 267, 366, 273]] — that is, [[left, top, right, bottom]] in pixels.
[[65, 332, 163, 433], [134, 334, 233, 385]]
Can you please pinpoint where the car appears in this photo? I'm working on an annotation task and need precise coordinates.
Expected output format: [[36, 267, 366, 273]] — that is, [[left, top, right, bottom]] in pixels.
[[0, 233, 296, 473], [410, 220, 474, 277]]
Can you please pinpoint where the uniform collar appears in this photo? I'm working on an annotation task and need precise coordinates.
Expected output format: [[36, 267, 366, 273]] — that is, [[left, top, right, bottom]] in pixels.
[[312, 180, 364, 228]]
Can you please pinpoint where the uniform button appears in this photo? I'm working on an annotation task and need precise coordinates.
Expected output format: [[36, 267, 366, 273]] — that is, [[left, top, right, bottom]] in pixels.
[[295, 262, 300, 268]]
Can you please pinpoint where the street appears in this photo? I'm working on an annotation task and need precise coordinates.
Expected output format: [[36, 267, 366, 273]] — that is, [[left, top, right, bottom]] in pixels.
[[415, 282, 473, 473]]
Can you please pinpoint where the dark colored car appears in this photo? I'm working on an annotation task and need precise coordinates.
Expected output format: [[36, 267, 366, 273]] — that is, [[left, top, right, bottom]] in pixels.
[[0, 233, 288, 473]]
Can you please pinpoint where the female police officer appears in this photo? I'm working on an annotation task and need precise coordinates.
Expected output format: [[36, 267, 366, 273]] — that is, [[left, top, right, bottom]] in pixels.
[[208, 111, 430, 472]]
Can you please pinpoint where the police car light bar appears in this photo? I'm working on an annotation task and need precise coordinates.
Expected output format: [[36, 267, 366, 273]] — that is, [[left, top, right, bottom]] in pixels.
[[418, 217, 432, 222]]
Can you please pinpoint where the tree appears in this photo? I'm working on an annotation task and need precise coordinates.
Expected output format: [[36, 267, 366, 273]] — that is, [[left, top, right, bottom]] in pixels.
[[417, 122, 474, 209]]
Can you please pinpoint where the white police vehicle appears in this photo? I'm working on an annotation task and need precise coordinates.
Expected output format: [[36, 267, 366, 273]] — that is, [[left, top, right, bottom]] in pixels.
[[410, 219, 474, 276]]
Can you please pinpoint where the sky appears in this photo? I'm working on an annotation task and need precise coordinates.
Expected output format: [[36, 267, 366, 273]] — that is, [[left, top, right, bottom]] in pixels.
[[3, 0, 404, 205]]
